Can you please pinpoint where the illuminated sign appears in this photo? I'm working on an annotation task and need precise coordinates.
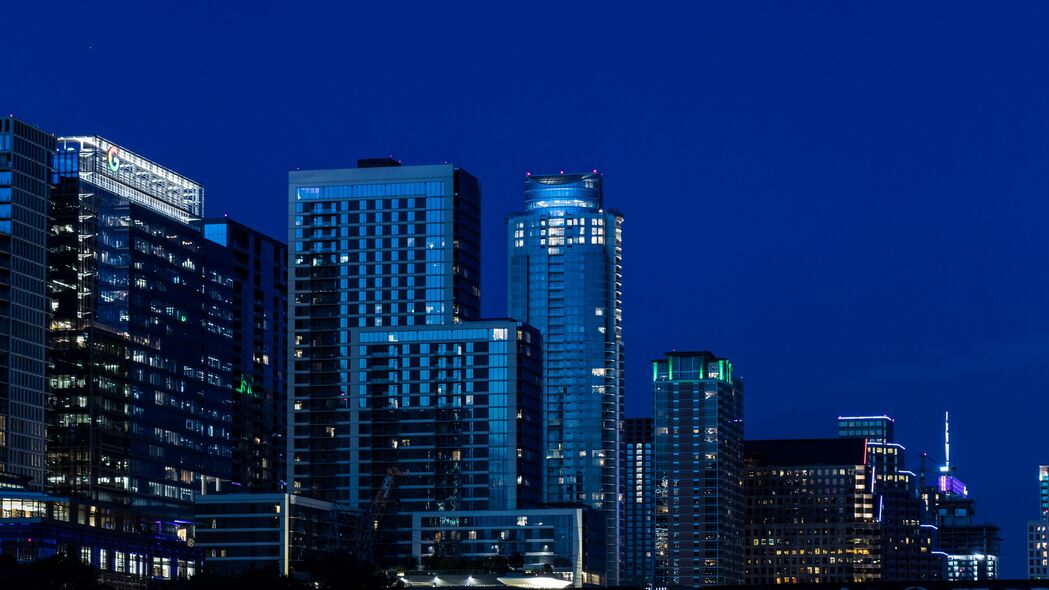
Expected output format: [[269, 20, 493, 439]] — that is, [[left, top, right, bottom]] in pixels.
[[106, 145, 120, 173]]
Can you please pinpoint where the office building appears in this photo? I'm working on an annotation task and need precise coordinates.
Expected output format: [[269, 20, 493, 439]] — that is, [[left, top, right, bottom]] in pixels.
[[409, 507, 606, 588], [48, 136, 233, 516], [288, 159, 482, 503], [743, 438, 880, 585], [0, 487, 199, 583], [623, 417, 654, 586], [653, 351, 744, 587], [0, 117, 54, 487], [203, 217, 288, 491], [193, 491, 353, 576], [507, 172, 624, 584], [837, 415, 941, 581]]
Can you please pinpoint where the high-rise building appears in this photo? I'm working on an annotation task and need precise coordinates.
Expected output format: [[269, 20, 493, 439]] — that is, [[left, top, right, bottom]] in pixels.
[[203, 218, 288, 491], [288, 160, 555, 567], [743, 438, 881, 585], [48, 136, 233, 516], [288, 159, 481, 503], [1028, 466, 1049, 579], [623, 417, 654, 586], [349, 320, 542, 560], [652, 351, 744, 588], [507, 172, 624, 584], [0, 117, 54, 487], [837, 415, 941, 581], [927, 413, 1000, 581]]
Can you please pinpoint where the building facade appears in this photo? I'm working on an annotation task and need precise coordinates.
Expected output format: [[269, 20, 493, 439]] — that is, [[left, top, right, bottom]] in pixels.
[[623, 417, 654, 586], [653, 351, 744, 588], [1029, 466, 1049, 579], [193, 492, 352, 576], [0, 117, 54, 488], [743, 438, 880, 585], [507, 172, 623, 585], [410, 507, 605, 588], [350, 321, 542, 561], [203, 218, 288, 491], [0, 487, 199, 584], [837, 415, 942, 581], [48, 136, 233, 516], [288, 159, 482, 504]]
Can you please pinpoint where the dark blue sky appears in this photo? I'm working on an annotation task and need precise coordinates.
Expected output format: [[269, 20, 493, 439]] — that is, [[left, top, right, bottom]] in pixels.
[[6, 1, 1048, 576]]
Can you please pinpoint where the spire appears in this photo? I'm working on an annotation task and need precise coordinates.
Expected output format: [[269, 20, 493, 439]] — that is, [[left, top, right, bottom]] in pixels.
[[944, 410, 950, 472]]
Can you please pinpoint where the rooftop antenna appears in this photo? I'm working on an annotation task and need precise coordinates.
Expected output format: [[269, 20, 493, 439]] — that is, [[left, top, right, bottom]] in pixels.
[[943, 410, 951, 473]]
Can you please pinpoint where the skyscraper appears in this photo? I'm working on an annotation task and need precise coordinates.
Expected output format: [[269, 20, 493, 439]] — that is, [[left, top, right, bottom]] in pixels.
[[0, 116, 54, 487], [203, 218, 288, 491], [351, 320, 542, 560], [48, 136, 233, 515], [623, 417, 654, 586], [652, 351, 744, 587], [837, 415, 941, 581], [287, 159, 481, 503], [743, 438, 880, 585], [928, 413, 1000, 580], [507, 172, 624, 584], [1028, 465, 1049, 579]]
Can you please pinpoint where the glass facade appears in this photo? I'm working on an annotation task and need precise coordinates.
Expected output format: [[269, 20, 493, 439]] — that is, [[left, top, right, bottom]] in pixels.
[[0, 117, 53, 488], [0, 488, 199, 582], [194, 492, 352, 576], [507, 172, 623, 585], [47, 137, 233, 517], [203, 218, 288, 491], [350, 321, 541, 561], [288, 162, 482, 504], [623, 417, 654, 586], [743, 438, 881, 584], [653, 351, 744, 587]]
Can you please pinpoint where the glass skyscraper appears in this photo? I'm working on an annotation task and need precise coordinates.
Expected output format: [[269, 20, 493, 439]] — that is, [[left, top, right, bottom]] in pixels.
[[289, 159, 554, 566], [0, 117, 54, 487], [48, 136, 233, 515], [203, 218, 288, 491], [623, 417, 654, 586], [351, 320, 542, 560], [287, 159, 482, 503], [507, 172, 623, 585], [653, 351, 744, 587]]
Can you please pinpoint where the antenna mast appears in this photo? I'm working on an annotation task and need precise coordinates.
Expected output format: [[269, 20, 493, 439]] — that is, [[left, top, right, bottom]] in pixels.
[[944, 410, 950, 472]]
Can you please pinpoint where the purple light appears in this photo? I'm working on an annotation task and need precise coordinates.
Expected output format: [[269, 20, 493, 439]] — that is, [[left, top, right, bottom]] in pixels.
[[938, 475, 968, 496]]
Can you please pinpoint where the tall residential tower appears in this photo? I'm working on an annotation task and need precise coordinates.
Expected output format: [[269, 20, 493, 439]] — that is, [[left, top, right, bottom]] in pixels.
[[287, 159, 481, 504], [507, 172, 624, 584], [653, 351, 744, 587], [0, 117, 54, 487]]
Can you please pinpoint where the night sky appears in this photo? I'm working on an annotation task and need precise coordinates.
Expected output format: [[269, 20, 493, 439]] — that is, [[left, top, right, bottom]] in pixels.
[[5, 1, 1049, 577]]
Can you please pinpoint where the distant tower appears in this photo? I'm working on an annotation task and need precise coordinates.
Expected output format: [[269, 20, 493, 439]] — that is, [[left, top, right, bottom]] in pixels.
[[929, 411, 1001, 580], [1029, 466, 1049, 579]]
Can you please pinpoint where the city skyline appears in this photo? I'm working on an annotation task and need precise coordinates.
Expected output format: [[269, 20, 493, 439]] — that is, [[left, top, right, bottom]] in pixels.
[[4, 1, 1048, 580]]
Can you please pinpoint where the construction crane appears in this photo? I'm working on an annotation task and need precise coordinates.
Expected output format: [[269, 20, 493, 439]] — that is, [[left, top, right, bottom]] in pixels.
[[351, 467, 404, 563]]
